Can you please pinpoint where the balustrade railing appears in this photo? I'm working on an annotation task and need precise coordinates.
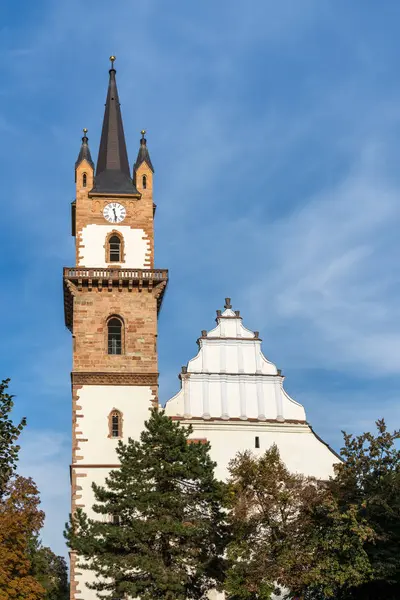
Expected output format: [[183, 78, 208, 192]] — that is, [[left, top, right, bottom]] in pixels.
[[64, 267, 168, 280]]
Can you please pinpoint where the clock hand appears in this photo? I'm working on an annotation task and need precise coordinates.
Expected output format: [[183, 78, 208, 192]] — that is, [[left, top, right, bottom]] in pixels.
[[113, 208, 117, 222]]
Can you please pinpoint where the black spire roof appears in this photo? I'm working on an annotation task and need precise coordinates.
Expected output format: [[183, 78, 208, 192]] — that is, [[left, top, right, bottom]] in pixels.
[[75, 128, 94, 170], [134, 130, 154, 173], [91, 57, 139, 195]]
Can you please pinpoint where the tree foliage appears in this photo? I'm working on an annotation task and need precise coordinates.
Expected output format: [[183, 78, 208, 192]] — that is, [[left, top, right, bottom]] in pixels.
[[0, 475, 45, 600], [65, 408, 227, 600], [225, 444, 373, 600], [328, 419, 400, 600], [0, 378, 26, 497], [29, 539, 69, 600]]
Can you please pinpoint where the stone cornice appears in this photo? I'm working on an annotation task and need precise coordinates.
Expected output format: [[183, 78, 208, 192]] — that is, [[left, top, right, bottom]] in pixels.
[[170, 416, 307, 425], [179, 371, 282, 381], [63, 267, 168, 331], [198, 337, 262, 343], [71, 371, 158, 386], [71, 463, 121, 469], [170, 416, 310, 433]]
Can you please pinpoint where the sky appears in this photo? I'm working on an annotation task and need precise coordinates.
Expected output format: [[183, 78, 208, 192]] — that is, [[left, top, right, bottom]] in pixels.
[[1, 0, 400, 557]]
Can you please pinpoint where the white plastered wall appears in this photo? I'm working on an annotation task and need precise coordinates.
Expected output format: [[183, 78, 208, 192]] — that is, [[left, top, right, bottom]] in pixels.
[[78, 224, 150, 268], [75, 385, 154, 463], [74, 467, 112, 600], [185, 421, 338, 480], [74, 386, 154, 599]]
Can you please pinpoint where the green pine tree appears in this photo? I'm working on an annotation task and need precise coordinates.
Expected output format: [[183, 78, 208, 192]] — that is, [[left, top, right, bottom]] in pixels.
[[65, 409, 227, 600]]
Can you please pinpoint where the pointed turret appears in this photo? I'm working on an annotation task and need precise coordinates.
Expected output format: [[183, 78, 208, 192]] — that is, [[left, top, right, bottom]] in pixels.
[[92, 57, 139, 195], [134, 130, 154, 173], [75, 128, 94, 171]]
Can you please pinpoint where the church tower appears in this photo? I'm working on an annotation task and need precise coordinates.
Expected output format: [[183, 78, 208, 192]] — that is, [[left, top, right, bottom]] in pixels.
[[63, 58, 168, 599]]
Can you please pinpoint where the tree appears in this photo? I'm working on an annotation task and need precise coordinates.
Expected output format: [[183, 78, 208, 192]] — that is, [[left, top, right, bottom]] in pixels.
[[0, 378, 26, 496], [225, 444, 373, 600], [29, 540, 69, 600], [328, 419, 400, 600], [0, 475, 45, 600], [65, 409, 227, 600]]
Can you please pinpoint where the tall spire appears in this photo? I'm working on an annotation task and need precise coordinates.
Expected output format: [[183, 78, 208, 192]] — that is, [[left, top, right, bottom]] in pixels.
[[134, 130, 154, 173], [75, 128, 94, 171], [92, 56, 139, 195]]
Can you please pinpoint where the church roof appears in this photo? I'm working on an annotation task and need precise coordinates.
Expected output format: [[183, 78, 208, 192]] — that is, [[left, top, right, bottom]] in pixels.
[[75, 129, 94, 170], [134, 131, 154, 173], [91, 58, 139, 196]]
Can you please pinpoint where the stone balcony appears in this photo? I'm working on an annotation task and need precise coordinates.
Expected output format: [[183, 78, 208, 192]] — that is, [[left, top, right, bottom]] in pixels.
[[63, 267, 168, 331]]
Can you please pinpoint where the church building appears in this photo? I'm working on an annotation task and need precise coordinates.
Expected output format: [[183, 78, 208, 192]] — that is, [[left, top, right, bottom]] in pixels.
[[64, 59, 339, 600]]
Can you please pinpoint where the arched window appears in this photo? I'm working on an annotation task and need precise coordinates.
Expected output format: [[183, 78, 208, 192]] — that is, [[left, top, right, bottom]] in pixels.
[[142, 174, 147, 189], [108, 317, 122, 355], [109, 235, 121, 262], [108, 409, 123, 439], [111, 410, 121, 437], [112, 514, 121, 526], [82, 173, 87, 187]]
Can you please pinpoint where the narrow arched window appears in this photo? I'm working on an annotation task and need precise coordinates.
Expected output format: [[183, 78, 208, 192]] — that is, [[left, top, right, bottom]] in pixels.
[[109, 235, 121, 262], [111, 411, 121, 437], [142, 174, 147, 189], [108, 318, 122, 355], [112, 514, 121, 526], [82, 173, 87, 187]]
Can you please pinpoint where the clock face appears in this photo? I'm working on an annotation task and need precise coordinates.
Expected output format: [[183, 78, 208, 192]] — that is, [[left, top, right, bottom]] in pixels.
[[103, 202, 126, 223]]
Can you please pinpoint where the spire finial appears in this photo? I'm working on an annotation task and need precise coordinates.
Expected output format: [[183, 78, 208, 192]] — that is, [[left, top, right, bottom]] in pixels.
[[82, 127, 88, 141], [141, 129, 146, 138], [224, 298, 232, 309], [93, 55, 137, 193]]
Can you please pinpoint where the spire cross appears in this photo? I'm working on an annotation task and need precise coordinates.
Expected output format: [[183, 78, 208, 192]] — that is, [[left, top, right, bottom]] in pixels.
[[109, 55, 116, 70]]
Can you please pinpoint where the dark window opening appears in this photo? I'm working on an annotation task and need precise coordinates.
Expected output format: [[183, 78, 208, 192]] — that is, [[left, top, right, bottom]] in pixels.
[[109, 235, 121, 262], [142, 174, 147, 189], [108, 318, 122, 355], [111, 412, 120, 437], [255, 436, 260, 449], [82, 173, 87, 187], [112, 514, 121, 526]]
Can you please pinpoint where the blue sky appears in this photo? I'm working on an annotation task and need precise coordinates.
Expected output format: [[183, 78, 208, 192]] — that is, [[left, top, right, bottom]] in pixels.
[[2, 0, 400, 556]]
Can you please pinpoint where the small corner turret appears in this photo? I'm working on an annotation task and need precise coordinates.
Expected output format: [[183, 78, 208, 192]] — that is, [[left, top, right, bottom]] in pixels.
[[134, 130, 154, 196], [72, 129, 94, 236], [75, 128, 94, 186]]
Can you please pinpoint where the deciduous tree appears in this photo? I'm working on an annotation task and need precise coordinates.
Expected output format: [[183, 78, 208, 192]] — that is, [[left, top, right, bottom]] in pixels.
[[328, 419, 400, 600], [0, 475, 45, 600], [226, 444, 373, 600], [0, 378, 26, 496], [29, 539, 69, 600]]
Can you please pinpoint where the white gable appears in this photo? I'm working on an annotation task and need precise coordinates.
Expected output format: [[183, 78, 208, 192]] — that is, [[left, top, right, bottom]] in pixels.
[[165, 299, 305, 422]]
